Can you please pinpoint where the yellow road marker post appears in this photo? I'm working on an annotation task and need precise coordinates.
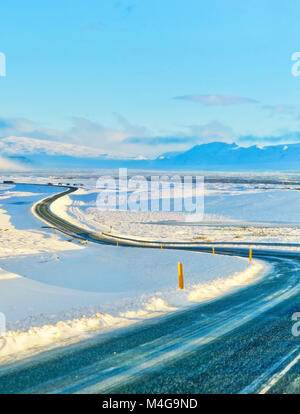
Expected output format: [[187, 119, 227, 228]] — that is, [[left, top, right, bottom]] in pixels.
[[212, 247, 215, 255], [178, 262, 184, 290], [117, 241, 119, 247], [161, 244, 163, 249], [249, 248, 252, 262]]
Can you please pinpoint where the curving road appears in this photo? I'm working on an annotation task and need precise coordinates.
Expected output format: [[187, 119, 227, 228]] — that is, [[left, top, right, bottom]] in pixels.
[[0, 184, 299, 394], [33, 184, 300, 253]]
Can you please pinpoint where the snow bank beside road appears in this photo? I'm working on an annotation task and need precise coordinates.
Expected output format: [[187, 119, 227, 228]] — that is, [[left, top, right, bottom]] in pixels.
[[0, 184, 82, 257], [0, 246, 267, 364], [50, 185, 300, 244]]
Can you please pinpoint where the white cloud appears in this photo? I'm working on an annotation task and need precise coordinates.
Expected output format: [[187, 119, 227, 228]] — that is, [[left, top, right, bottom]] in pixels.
[[68, 117, 130, 147], [262, 104, 299, 119], [0, 115, 149, 156], [174, 94, 257, 106], [0, 155, 24, 171], [0, 115, 235, 158], [0, 136, 116, 158], [124, 121, 236, 151], [188, 121, 235, 142]]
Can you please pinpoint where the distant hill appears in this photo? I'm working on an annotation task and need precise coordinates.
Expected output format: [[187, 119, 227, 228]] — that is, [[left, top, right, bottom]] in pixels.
[[1, 137, 300, 171], [154, 142, 300, 171]]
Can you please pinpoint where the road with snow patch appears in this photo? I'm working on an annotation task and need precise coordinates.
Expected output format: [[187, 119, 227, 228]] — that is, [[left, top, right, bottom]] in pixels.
[[0, 184, 299, 394]]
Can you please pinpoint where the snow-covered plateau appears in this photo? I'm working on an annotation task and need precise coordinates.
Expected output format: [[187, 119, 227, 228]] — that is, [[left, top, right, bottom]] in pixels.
[[2, 174, 292, 364]]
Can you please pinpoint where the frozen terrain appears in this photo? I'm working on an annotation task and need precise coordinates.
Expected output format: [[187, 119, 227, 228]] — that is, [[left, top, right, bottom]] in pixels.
[[0, 181, 264, 364], [50, 179, 300, 244]]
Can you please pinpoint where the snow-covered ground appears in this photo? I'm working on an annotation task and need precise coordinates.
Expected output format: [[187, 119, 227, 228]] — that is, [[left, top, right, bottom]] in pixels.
[[0, 184, 82, 257], [50, 181, 300, 244], [0, 181, 266, 364]]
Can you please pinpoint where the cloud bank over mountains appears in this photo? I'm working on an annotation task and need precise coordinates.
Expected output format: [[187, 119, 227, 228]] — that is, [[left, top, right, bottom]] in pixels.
[[0, 155, 24, 171], [1, 96, 300, 169], [1, 136, 300, 172], [0, 115, 237, 157], [0, 116, 133, 155], [0, 136, 110, 158]]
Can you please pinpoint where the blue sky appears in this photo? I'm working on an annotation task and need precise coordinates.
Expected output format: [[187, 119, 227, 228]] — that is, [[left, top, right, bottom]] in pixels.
[[1, 0, 300, 157]]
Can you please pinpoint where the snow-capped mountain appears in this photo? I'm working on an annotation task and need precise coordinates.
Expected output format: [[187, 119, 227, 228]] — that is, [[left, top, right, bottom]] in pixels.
[[1, 137, 300, 171], [155, 142, 300, 171]]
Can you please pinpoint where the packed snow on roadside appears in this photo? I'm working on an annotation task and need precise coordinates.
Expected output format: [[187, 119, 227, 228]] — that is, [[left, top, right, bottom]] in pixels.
[[0, 183, 268, 364], [50, 181, 300, 244]]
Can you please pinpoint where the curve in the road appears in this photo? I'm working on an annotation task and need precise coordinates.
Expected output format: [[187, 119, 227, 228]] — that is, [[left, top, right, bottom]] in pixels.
[[0, 183, 299, 394], [32, 184, 300, 258]]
